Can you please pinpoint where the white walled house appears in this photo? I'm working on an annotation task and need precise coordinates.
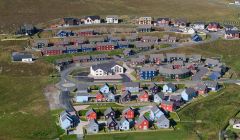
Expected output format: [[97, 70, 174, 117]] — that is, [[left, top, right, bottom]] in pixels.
[[180, 27, 196, 34], [106, 15, 119, 24], [90, 62, 124, 76], [192, 22, 205, 30], [12, 52, 33, 63], [84, 16, 101, 24]]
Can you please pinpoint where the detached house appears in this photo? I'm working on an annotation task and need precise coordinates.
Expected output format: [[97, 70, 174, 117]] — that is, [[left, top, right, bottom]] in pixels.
[[192, 22, 205, 30], [204, 81, 219, 92], [122, 82, 140, 93], [61, 18, 80, 26], [86, 108, 97, 121], [99, 83, 111, 94], [75, 93, 89, 103], [107, 117, 119, 131], [156, 18, 171, 26], [135, 116, 149, 130], [119, 117, 130, 131], [138, 91, 149, 102], [149, 83, 160, 94], [84, 16, 101, 24], [90, 62, 124, 77], [96, 92, 105, 102], [207, 22, 221, 32], [150, 106, 164, 121], [154, 92, 165, 104], [162, 83, 176, 93], [120, 91, 131, 103], [169, 94, 182, 107], [122, 107, 135, 119], [87, 120, 99, 134], [194, 83, 207, 95], [181, 88, 197, 101], [161, 100, 175, 112], [106, 15, 119, 24], [59, 111, 74, 130], [141, 36, 159, 43], [33, 39, 49, 48], [104, 107, 115, 119], [137, 17, 152, 25], [224, 30, 240, 39], [156, 115, 170, 129], [12, 52, 33, 62]]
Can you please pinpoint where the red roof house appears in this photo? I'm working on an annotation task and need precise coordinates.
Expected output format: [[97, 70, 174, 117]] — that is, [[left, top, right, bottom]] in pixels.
[[96, 92, 105, 102], [135, 116, 149, 130], [96, 42, 115, 51], [122, 107, 134, 119], [207, 22, 220, 32], [161, 100, 175, 112], [85, 108, 97, 120], [138, 91, 149, 102]]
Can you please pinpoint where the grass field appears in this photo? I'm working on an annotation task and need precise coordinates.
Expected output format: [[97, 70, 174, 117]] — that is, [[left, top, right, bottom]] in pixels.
[[0, 0, 240, 33], [0, 40, 61, 140]]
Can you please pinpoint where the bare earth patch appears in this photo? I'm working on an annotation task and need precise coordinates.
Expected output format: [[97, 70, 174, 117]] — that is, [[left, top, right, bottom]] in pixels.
[[44, 85, 61, 110]]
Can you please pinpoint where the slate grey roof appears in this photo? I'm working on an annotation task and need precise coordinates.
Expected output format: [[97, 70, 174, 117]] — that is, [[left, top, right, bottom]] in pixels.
[[205, 58, 220, 66], [88, 119, 99, 128], [169, 94, 181, 101], [88, 37, 105, 42], [118, 41, 129, 46], [159, 66, 190, 75], [157, 18, 171, 21], [76, 92, 89, 96], [156, 115, 168, 123], [135, 41, 153, 48], [104, 107, 114, 116], [60, 110, 72, 122], [162, 100, 174, 106], [141, 67, 156, 71], [107, 117, 117, 125], [77, 84, 89, 91], [106, 15, 119, 19], [85, 16, 100, 20], [141, 36, 158, 41], [195, 83, 207, 91], [149, 54, 165, 61], [137, 25, 152, 29], [86, 108, 96, 116], [91, 61, 120, 71], [151, 105, 160, 113], [155, 92, 164, 99], [43, 46, 65, 51], [12, 52, 33, 61], [185, 88, 196, 95], [96, 42, 116, 46], [166, 83, 176, 89], [204, 81, 218, 88], [225, 30, 240, 34]]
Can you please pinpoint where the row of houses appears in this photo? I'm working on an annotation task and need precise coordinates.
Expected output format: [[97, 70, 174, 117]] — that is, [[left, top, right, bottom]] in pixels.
[[85, 106, 170, 133]]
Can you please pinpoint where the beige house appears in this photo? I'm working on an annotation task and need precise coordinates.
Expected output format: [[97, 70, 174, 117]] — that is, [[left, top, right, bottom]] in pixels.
[[90, 62, 124, 76], [137, 17, 152, 25]]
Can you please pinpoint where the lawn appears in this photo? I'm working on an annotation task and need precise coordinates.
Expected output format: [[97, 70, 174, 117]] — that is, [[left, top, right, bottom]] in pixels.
[[0, 0, 240, 33], [178, 84, 240, 140], [0, 40, 61, 140]]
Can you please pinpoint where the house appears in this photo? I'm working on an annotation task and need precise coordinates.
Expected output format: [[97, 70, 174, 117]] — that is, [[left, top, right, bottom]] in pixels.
[[156, 18, 171, 26], [17, 24, 37, 35], [104, 92, 116, 102], [91, 54, 109, 61], [61, 18, 80, 26], [119, 117, 130, 131], [166, 53, 186, 62], [135, 116, 149, 130], [75, 93, 89, 103], [162, 83, 176, 93], [159, 66, 191, 79], [140, 67, 157, 80], [96, 42, 115, 51], [33, 39, 49, 48], [192, 34, 202, 42], [56, 30, 74, 37], [138, 91, 149, 102], [41, 46, 65, 56], [172, 19, 188, 28], [125, 35, 138, 42], [130, 57, 146, 65], [120, 91, 131, 103], [181, 27, 195, 34], [73, 55, 91, 63], [204, 81, 219, 91], [137, 25, 152, 32], [192, 22, 205, 30], [229, 119, 240, 129], [169, 94, 182, 107], [223, 25, 238, 31], [59, 111, 74, 130], [207, 22, 221, 32], [149, 83, 160, 94], [77, 84, 90, 93], [150, 106, 164, 121], [149, 54, 165, 64], [99, 83, 111, 94], [224, 30, 240, 39], [194, 83, 207, 95], [168, 37, 177, 42], [135, 41, 153, 50], [108, 36, 121, 42], [235, 0, 240, 5], [54, 40, 69, 46], [141, 36, 159, 43], [84, 16, 101, 24], [172, 61, 184, 69], [64, 46, 78, 54], [106, 15, 119, 24], [107, 117, 119, 131], [86, 108, 97, 120], [122, 82, 140, 93], [154, 92, 165, 104], [181, 88, 197, 101], [123, 49, 135, 56], [104, 107, 115, 119], [137, 17, 152, 25], [90, 62, 124, 76], [96, 92, 105, 102], [156, 115, 170, 129], [209, 71, 221, 80], [205, 58, 220, 67], [12, 52, 33, 62], [76, 29, 96, 36], [161, 100, 175, 112], [71, 37, 85, 45], [81, 44, 96, 52], [87, 119, 99, 134], [122, 107, 135, 119], [117, 41, 129, 49]]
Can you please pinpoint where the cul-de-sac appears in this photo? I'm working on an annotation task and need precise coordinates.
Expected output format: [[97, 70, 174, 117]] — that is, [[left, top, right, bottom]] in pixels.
[[1, 1, 240, 140]]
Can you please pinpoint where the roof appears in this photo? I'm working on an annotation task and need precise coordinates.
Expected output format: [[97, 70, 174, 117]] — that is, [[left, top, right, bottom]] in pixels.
[[76, 92, 89, 96], [141, 36, 158, 41], [154, 92, 164, 99], [169, 94, 182, 101], [159, 66, 190, 75], [121, 90, 131, 98], [88, 119, 99, 128], [140, 67, 156, 72], [104, 107, 114, 116], [157, 18, 171, 21], [166, 83, 176, 89], [96, 42, 116, 46], [106, 15, 119, 19], [195, 83, 207, 91], [77, 84, 89, 91], [81, 44, 96, 49], [88, 37, 105, 42], [118, 41, 129, 46], [107, 117, 117, 125], [85, 16, 100, 20], [86, 108, 96, 116], [156, 115, 168, 123], [149, 54, 165, 61], [225, 30, 240, 34], [135, 41, 153, 48], [91, 61, 121, 72], [123, 82, 139, 88], [12, 52, 32, 61], [137, 25, 152, 29], [60, 110, 72, 122], [162, 100, 174, 106], [136, 116, 148, 125], [119, 117, 129, 125], [184, 88, 196, 95], [204, 81, 218, 88], [122, 107, 133, 114]]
